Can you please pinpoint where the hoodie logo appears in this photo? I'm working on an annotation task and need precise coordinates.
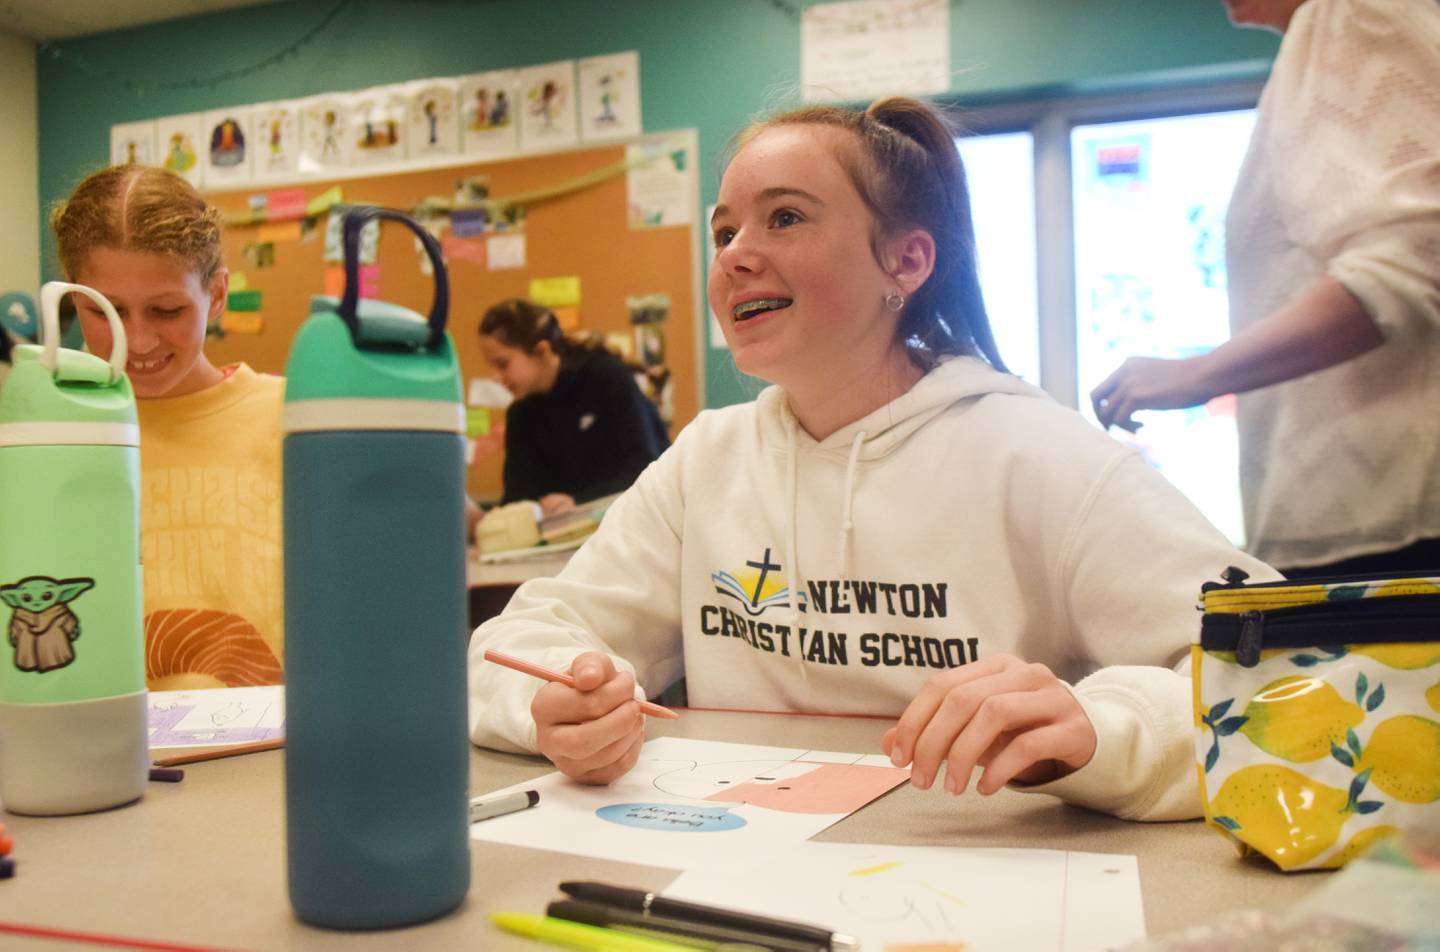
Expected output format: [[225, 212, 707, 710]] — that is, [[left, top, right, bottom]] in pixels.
[[578, 413, 596, 431], [711, 548, 806, 617]]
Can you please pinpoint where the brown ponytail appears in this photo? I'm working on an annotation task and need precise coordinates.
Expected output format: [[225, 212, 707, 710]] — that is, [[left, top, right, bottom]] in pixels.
[[479, 298, 615, 361]]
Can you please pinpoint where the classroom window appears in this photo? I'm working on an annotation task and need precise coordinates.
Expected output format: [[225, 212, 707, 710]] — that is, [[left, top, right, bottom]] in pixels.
[[957, 132, 1040, 386], [955, 81, 1262, 547], [1071, 109, 1256, 545]]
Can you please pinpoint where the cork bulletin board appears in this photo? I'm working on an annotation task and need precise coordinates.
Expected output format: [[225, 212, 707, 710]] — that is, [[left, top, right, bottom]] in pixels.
[[202, 133, 702, 500]]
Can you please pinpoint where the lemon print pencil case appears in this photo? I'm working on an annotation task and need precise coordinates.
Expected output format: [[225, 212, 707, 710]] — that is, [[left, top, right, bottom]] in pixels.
[[1194, 566, 1440, 871]]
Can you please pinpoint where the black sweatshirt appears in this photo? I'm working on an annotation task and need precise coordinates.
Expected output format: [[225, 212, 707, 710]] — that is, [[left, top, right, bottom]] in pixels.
[[500, 349, 670, 505]]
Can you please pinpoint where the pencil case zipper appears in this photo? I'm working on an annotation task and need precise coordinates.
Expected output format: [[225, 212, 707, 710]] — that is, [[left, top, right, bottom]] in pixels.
[[1201, 597, 1440, 668]]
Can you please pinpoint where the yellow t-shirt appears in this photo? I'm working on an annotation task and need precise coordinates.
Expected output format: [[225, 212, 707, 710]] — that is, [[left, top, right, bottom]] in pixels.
[[136, 363, 285, 690]]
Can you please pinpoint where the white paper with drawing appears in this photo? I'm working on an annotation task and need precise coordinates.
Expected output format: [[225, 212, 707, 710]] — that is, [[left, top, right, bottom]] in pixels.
[[468, 736, 909, 870], [147, 685, 285, 747], [666, 841, 1146, 952]]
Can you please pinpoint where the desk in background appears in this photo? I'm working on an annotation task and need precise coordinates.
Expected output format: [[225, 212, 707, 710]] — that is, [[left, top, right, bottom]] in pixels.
[[3, 710, 1325, 950], [466, 547, 572, 631]]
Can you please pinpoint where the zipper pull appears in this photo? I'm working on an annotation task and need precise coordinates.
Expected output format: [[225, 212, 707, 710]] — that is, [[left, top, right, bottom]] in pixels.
[[1236, 610, 1264, 668], [1202, 565, 1252, 593]]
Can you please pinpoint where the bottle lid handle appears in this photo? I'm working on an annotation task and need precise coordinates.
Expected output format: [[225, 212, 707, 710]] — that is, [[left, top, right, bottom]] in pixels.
[[339, 207, 448, 350], [38, 282, 128, 385]]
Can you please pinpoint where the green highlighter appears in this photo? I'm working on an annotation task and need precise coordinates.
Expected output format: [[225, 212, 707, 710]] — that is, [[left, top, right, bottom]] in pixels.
[[0, 282, 147, 815], [490, 912, 709, 952]]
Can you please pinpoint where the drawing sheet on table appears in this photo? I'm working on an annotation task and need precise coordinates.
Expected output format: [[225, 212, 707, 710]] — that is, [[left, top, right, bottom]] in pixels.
[[469, 736, 910, 871], [665, 841, 1146, 952], [147, 685, 285, 747]]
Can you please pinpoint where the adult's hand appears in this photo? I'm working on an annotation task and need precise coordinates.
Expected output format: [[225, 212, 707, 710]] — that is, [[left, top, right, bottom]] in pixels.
[[882, 654, 1097, 795], [1090, 355, 1209, 432], [531, 651, 644, 784]]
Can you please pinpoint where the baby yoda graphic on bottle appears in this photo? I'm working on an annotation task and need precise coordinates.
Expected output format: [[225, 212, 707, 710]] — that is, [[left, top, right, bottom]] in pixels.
[[3, 575, 94, 673], [0, 283, 146, 816]]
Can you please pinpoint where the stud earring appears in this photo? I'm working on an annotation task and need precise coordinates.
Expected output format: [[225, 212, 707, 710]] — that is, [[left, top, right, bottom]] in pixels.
[[884, 291, 905, 312]]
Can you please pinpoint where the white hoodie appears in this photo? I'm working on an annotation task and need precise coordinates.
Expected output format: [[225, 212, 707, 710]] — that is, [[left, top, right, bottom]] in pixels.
[[468, 357, 1277, 820]]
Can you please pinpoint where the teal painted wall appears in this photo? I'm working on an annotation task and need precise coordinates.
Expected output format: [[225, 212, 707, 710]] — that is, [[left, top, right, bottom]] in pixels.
[[36, 0, 1279, 408]]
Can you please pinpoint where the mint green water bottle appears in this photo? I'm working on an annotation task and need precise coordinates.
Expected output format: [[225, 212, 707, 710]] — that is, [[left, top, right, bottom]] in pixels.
[[0, 282, 146, 816]]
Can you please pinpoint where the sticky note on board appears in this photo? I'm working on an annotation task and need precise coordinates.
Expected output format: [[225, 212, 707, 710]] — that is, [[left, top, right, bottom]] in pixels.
[[306, 185, 343, 217], [257, 220, 302, 243], [441, 233, 486, 266], [358, 263, 380, 299], [225, 312, 263, 334], [465, 406, 491, 438], [529, 276, 580, 308], [486, 233, 526, 270], [265, 187, 308, 222], [553, 306, 580, 331], [450, 208, 491, 238], [227, 289, 262, 312], [323, 265, 345, 297], [229, 272, 249, 291]]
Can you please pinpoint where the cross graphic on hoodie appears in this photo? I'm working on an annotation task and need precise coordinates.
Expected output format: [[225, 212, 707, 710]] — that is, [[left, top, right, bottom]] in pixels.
[[744, 548, 782, 609]]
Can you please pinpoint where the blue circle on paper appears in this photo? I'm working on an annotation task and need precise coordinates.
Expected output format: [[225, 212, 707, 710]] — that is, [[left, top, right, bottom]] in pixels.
[[596, 802, 746, 832]]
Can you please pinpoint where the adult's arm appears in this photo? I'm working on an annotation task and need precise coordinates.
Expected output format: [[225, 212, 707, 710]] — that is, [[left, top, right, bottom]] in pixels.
[[1092, 276, 1383, 431]]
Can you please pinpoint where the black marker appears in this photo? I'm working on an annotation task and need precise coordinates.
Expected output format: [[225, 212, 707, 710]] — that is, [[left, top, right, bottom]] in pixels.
[[547, 898, 821, 952], [557, 881, 858, 952]]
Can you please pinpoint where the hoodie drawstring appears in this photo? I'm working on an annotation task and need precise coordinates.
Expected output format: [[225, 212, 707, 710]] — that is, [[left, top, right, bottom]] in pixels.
[[784, 418, 807, 682], [838, 430, 865, 583]]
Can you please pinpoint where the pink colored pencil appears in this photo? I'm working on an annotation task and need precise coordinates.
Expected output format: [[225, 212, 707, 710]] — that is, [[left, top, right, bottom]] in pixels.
[[483, 649, 680, 719]]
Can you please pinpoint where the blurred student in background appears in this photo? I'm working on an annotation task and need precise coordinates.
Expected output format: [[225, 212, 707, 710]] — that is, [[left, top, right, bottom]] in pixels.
[[477, 298, 669, 518]]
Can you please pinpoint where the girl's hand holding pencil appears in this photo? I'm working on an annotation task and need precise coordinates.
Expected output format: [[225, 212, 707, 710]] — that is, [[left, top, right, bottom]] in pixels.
[[484, 649, 672, 786]]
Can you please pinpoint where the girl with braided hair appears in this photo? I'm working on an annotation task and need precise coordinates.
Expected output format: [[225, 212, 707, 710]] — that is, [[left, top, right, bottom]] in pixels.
[[51, 165, 284, 690]]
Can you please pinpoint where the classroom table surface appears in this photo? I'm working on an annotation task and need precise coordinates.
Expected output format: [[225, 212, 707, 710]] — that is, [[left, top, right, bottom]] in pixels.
[[2, 709, 1330, 951], [466, 547, 573, 588]]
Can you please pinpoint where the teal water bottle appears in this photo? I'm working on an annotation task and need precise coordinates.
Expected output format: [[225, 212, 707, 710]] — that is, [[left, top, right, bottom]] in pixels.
[[283, 208, 470, 928], [0, 282, 146, 816]]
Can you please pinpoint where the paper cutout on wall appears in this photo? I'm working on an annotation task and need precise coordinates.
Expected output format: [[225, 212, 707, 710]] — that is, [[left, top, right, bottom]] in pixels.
[[460, 69, 521, 161], [627, 142, 692, 228], [155, 114, 205, 187], [300, 96, 352, 174], [518, 60, 579, 153], [408, 78, 460, 159], [110, 121, 156, 167], [251, 102, 301, 182], [204, 108, 253, 187], [350, 85, 408, 166], [579, 51, 641, 142]]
